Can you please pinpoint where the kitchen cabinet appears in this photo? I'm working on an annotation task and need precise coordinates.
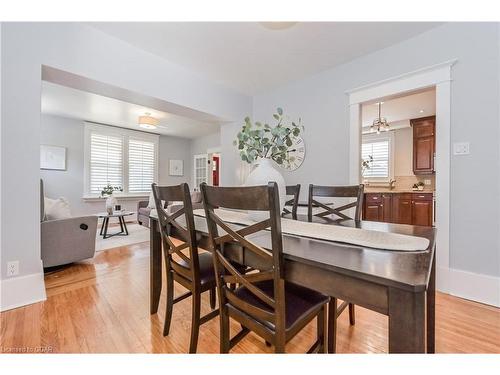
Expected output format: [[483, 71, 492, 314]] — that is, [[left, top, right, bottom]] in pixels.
[[412, 193, 433, 226], [392, 193, 413, 225], [411, 116, 435, 175], [363, 193, 392, 222], [363, 192, 433, 226]]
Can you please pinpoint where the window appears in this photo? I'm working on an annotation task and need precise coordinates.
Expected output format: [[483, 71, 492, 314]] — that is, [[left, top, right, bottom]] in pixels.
[[128, 139, 155, 193], [89, 133, 123, 194], [361, 133, 394, 181], [84, 123, 159, 197]]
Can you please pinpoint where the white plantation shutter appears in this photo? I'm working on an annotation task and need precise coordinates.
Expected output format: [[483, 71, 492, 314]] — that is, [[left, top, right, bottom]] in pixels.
[[85, 123, 159, 197], [129, 139, 156, 193], [362, 139, 390, 179], [90, 132, 123, 194]]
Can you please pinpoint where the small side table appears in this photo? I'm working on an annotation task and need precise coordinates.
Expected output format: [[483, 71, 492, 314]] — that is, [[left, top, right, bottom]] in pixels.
[[95, 211, 134, 239]]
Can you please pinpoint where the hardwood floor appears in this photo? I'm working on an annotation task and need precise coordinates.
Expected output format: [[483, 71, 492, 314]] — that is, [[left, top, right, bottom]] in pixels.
[[1, 241, 499, 353]]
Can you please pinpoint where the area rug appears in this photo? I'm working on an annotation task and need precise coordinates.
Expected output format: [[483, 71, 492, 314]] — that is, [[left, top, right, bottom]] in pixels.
[[95, 223, 150, 252]]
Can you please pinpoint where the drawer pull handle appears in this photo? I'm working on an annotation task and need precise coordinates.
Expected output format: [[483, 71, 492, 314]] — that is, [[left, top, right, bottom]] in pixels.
[[418, 195, 425, 198]]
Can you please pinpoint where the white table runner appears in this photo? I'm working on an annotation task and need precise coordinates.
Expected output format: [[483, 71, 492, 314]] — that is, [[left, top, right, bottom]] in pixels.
[[193, 209, 430, 252]]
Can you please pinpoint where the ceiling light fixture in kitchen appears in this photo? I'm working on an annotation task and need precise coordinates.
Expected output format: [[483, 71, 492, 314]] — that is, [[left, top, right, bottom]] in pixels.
[[370, 102, 389, 134]]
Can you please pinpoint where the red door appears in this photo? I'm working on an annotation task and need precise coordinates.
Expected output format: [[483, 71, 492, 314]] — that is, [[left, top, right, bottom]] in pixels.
[[212, 156, 219, 186]]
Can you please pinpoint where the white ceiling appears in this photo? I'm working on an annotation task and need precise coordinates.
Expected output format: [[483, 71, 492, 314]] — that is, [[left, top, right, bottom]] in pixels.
[[41, 82, 220, 138], [361, 89, 436, 128], [89, 22, 442, 95]]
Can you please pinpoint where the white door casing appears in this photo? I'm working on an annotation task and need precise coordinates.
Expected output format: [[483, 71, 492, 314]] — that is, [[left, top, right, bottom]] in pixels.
[[347, 60, 455, 294]]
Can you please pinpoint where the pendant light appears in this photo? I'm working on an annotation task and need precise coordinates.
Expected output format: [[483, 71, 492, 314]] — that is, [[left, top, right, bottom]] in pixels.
[[370, 102, 389, 134]]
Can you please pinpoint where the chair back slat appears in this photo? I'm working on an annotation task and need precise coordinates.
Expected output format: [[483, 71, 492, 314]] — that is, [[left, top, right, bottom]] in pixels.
[[283, 184, 301, 220], [308, 184, 364, 222], [152, 183, 200, 283], [201, 182, 285, 332]]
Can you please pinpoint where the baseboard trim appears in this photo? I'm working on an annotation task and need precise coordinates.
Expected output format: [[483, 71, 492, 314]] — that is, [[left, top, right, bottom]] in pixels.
[[0, 271, 47, 312], [437, 266, 500, 307]]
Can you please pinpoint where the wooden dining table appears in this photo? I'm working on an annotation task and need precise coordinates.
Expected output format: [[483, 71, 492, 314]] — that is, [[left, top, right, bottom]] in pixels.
[[148, 211, 436, 353]]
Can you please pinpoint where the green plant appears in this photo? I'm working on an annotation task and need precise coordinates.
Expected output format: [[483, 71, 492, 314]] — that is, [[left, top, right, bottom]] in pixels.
[[233, 107, 303, 167], [361, 155, 373, 175], [100, 183, 123, 197]]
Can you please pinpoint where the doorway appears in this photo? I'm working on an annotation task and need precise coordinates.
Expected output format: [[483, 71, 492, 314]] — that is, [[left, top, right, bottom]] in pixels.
[[347, 60, 454, 294]]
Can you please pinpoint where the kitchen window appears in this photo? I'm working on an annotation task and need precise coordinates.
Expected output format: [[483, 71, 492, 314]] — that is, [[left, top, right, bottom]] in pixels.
[[84, 123, 159, 197], [361, 132, 394, 182]]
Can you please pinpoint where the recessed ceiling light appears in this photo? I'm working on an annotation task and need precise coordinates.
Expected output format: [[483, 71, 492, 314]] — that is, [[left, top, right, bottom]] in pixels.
[[138, 113, 158, 130], [419, 109, 425, 113]]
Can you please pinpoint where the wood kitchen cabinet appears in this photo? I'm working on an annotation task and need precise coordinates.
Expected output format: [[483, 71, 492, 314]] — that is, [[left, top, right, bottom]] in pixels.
[[363, 193, 392, 223], [411, 116, 435, 175], [392, 193, 413, 225], [412, 193, 434, 226], [363, 192, 433, 226]]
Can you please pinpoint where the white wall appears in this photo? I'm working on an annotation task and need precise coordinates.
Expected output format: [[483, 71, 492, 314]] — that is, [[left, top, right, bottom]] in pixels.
[[0, 22, 251, 310], [190, 131, 221, 156], [40, 114, 193, 218], [252, 22, 500, 280], [159, 134, 193, 187], [393, 127, 413, 177]]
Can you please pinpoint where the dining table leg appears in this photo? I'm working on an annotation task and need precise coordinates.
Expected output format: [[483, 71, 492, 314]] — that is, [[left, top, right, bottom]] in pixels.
[[150, 219, 162, 314], [388, 287, 426, 353], [426, 255, 436, 353]]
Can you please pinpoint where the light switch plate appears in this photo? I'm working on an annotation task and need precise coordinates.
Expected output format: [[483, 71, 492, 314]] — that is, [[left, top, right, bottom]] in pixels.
[[424, 179, 431, 186], [453, 142, 470, 155]]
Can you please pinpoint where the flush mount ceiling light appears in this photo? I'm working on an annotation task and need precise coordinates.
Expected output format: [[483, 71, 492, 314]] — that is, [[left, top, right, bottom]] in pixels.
[[138, 113, 158, 130], [259, 22, 297, 30], [370, 102, 389, 134]]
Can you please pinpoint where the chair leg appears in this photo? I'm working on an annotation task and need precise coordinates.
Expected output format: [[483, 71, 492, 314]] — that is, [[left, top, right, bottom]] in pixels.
[[317, 305, 327, 353], [163, 271, 174, 336], [209, 287, 216, 310], [349, 303, 355, 325], [274, 332, 286, 353], [220, 306, 230, 354], [328, 298, 337, 354], [189, 291, 201, 354]]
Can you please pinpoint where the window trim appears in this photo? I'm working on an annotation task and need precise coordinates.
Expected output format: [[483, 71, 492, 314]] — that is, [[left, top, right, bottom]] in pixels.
[[84, 122, 159, 198], [361, 132, 395, 183]]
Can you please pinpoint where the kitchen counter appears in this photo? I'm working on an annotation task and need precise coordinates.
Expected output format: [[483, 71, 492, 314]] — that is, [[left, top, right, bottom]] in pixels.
[[364, 189, 435, 194]]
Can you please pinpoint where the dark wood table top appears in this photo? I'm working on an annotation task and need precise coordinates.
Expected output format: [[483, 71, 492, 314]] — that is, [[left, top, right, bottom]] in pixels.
[[151, 211, 436, 293]]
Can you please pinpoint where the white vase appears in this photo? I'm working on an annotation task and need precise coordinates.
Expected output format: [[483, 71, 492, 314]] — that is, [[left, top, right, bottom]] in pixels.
[[105, 193, 118, 214], [244, 158, 286, 221]]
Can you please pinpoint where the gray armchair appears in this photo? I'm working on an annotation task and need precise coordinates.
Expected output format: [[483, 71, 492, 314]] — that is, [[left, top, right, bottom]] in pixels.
[[40, 179, 98, 268]]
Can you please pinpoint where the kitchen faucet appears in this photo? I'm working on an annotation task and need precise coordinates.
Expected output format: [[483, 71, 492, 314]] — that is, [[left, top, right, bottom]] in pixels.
[[389, 179, 396, 190]]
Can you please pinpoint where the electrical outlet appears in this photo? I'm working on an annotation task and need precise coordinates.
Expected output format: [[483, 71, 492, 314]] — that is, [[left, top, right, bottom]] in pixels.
[[453, 142, 470, 155], [424, 179, 431, 186], [7, 261, 19, 277]]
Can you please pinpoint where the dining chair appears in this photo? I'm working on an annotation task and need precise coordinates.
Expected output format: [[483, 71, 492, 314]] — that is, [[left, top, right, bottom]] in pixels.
[[282, 184, 301, 220], [200, 182, 330, 353], [307, 183, 364, 352], [307, 184, 365, 223], [152, 183, 218, 353]]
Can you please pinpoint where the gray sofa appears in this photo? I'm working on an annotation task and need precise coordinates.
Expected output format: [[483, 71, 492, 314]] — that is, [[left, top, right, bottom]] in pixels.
[[137, 191, 203, 228], [40, 180, 98, 268]]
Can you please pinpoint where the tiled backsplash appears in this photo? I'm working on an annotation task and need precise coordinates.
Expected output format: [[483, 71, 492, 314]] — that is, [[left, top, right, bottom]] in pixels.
[[363, 175, 435, 191], [394, 175, 435, 191]]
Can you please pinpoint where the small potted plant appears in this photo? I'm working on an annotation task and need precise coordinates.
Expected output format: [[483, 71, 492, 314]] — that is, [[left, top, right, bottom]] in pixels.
[[100, 183, 123, 214], [412, 181, 425, 191]]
